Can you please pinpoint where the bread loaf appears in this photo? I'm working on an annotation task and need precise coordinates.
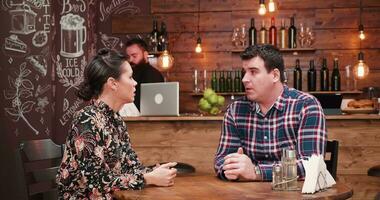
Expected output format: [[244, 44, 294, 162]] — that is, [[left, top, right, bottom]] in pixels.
[[347, 99, 374, 108]]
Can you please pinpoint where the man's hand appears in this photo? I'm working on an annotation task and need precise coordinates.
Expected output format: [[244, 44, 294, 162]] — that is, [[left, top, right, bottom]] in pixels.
[[222, 147, 258, 181]]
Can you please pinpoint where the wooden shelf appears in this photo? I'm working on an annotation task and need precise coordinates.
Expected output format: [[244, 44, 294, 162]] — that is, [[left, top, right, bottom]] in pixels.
[[308, 91, 363, 95], [231, 48, 316, 53], [191, 90, 362, 96], [191, 92, 245, 96], [148, 51, 163, 56]]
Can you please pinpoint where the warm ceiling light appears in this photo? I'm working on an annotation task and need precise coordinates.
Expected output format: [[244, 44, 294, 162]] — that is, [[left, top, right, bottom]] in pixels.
[[353, 52, 369, 79], [258, 0, 267, 16], [358, 24, 365, 40], [158, 50, 174, 70], [195, 37, 202, 53], [268, 0, 276, 12]]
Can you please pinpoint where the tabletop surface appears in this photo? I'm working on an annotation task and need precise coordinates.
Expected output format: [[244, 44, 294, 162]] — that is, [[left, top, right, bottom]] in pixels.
[[113, 175, 353, 200]]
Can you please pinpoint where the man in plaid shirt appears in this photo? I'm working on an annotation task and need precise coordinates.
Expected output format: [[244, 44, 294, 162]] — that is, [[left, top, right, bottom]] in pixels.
[[214, 44, 327, 181]]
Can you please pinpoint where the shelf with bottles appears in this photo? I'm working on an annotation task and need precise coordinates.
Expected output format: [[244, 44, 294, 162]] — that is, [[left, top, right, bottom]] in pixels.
[[307, 90, 363, 95], [190, 92, 245, 96], [231, 47, 316, 53]]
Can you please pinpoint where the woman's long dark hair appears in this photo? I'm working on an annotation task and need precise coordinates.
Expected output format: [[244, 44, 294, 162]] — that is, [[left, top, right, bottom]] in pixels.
[[77, 48, 126, 101]]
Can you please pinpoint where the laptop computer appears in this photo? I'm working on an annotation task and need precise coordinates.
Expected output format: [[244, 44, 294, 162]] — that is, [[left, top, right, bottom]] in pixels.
[[140, 82, 179, 116], [312, 93, 343, 115]]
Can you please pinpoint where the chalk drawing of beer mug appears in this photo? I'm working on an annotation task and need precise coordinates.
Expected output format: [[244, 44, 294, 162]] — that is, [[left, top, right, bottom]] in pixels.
[[60, 13, 86, 58]]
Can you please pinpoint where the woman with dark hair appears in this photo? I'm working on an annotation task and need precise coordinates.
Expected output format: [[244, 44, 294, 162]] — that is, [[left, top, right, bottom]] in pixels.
[[56, 49, 177, 199]]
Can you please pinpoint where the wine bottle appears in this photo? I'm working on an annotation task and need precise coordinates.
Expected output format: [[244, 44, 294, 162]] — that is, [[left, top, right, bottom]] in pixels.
[[234, 70, 241, 92], [158, 22, 168, 51], [151, 20, 159, 52], [279, 19, 286, 49], [331, 58, 341, 91], [269, 17, 277, 47], [307, 60, 317, 91], [219, 71, 226, 93], [288, 16, 297, 48], [293, 59, 302, 91], [249, 18, 257, 46], [260, 20, 267, 44], [211, 71, 218, 92], [226, 71, 233, 92], [320, 58, 329, 91], [241, 69, 246, 92]]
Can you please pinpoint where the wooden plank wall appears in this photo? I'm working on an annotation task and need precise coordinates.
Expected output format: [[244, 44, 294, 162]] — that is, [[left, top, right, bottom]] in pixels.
[[113, 0, 380, 113]]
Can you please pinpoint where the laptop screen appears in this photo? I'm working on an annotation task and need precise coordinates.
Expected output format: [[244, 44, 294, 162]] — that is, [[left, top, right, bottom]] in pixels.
[[140, 82, 179, 116]]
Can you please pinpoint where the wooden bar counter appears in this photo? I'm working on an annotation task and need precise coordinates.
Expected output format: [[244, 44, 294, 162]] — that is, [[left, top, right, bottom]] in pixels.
[[124, 114, 380, 200]]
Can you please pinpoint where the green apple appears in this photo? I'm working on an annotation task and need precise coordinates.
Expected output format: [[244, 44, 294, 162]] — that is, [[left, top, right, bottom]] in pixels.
[[203, 88, 215, 99], [199, 98, 211, 111], [217, 95, 225, 107], [207, 94, 218, 105], [209, 107, 220, 115]]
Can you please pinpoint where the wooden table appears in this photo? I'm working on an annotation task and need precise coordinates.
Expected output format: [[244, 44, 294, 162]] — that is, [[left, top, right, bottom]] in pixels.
[[113, 175, 353, 200]]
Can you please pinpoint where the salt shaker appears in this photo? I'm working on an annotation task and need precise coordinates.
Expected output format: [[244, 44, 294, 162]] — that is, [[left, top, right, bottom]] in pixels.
[[272, 163, 283, 190]]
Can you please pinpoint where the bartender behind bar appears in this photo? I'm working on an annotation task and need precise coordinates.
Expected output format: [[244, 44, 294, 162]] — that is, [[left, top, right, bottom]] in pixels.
[[125, 38, 164, 111]]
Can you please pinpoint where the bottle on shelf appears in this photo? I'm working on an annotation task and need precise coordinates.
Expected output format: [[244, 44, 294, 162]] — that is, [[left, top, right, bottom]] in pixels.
[[307, 60, 317, 91], [219, 71, 226, 93], [249, 18, 257, 46], [320, 58, 329, 91], [226, 71, 233, 92], [293, 59, 302, 91], [260, 20, 267, 44], [269, 17, 277, 47], [158, 22, 168, 51], [331, 58, 341, 91], [150, 20, 159, 52], [211, 71, 218, 92], [279, 19, 287, 49], [234, 70, 241, 92], [288, 16, 297, 48]]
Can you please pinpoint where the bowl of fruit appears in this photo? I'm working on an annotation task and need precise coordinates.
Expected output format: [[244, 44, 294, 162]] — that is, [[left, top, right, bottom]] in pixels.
[[198, 88, 225, 115]]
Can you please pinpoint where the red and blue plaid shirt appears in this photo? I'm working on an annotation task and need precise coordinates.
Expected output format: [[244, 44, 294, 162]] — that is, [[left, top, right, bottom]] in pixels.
[[214, 86, 327, 181]]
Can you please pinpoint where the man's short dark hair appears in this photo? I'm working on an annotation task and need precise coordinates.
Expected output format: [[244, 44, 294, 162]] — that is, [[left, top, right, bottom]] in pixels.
[[240, 44, 285, 83], [125, 38, 149, 52]]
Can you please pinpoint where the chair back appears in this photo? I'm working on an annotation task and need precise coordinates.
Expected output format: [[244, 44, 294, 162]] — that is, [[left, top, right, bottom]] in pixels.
[[325, 140, 339, 179], [19, 139, 63, 200]]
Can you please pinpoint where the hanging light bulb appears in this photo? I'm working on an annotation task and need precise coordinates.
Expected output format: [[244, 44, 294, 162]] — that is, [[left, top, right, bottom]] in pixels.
[[353, 52, 369, 79], [258, 0, 267, 16], [195, 36, 202, 53], [158, 50, 174, 70], [268, 0, 276, 12], [358, 24, 365, 40]]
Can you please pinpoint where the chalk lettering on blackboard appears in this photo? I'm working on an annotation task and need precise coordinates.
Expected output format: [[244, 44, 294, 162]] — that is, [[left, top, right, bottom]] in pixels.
[[35, 74, 39, 81], [100, 33, 120, 49], [35, 96, 49, 114], [40, 117, 44, 124], [53, 55, 84, 93], [8, 57, 13, 64], [32, 31, 48, 47], [26, 55, 47, 76], [42, 0, 51, 32], [4, 62, 39, 135], [60, 13, 86, 58], [61, 0, 86, 14], [45, 127, 50, 135], [4, 34, 28, 53], [59, 98, 83, 126], [9, 4, 37, 35], [99, 0, 140, 22]]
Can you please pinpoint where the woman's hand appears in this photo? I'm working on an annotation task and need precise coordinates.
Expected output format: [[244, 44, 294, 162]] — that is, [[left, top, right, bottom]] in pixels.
[[144, 162, 177, 186]]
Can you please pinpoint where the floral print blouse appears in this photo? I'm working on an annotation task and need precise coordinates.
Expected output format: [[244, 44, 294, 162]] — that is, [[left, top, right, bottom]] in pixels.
[[56, 101, 151, 199]]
